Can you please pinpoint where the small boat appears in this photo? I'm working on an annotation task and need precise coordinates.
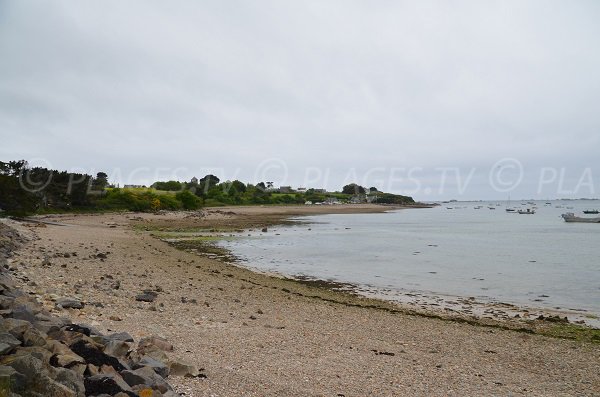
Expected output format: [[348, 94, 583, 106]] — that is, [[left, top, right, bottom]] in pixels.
[[505, 208, 516, 212], [583, 210, 599, 214], [562, 213, 600, 223], [518, 209, 535, 214], [488, 207, 496, 210]]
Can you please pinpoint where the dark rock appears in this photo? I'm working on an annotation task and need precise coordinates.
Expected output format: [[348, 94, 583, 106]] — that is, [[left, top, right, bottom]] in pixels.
[[134, 356, 169, 378], [0, 332, 21, 354], [84, 373, 135, 397], [55, 298, 84, 310], [69, 339, 126, 372], [135, 291, 158, 302], [62, 324, 92, 336], [126, 366, 172, 393]]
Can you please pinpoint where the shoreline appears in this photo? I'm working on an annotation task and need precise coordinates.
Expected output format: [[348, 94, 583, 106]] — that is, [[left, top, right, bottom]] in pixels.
[[3, 207, 599, 395], [145, 205, 600, 330]]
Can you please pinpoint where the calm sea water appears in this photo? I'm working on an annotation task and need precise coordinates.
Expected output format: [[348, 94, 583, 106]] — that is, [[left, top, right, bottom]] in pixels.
[[218, 201, 600, 316]]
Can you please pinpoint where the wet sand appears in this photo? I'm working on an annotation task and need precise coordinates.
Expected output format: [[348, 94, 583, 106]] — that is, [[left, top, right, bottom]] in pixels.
[[3, 206, 599, 396]]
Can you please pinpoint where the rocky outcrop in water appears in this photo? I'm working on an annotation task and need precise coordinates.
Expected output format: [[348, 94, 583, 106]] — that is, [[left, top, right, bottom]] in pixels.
[[0, 222, 199, 396]]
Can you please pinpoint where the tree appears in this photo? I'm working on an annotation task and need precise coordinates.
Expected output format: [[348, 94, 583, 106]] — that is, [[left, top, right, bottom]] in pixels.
[[342, 183, 365, 195], [195, 175, 220, 197], [369, 187, 378, 192]]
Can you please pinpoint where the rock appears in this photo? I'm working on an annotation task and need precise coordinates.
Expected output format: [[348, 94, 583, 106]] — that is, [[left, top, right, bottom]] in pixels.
[[106, 332, 134, 343], [53, 366, 86, 396], [134, 356, 169, 378], [138, 336, 173, 352], [109, 315, 123, 321], [168, 360, 199, 377], [261, 227, 268, 233], [84, 373, 134, 396], [135, 291, 158, 303], [50, 352, 86, 368], [0, 365, 27, 395], [22, 328, 47, 347], [0, 318, 31, 338], [0, 332, 21, 354], [55, 298, 84, 310], [69, 339, 127, 372], [103, 340, 131, 358], [126, 366, 172, 393]]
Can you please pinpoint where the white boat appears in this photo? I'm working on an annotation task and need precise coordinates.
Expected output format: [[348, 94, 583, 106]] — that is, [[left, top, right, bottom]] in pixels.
[[518, 209, 535, 214], [562, 213, 600, 223]]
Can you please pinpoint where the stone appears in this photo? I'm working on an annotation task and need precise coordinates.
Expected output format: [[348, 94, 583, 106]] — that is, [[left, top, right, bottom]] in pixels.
[[139, 348, 169, 364], [0, 364, 27, 394], [55, 298, 84, 310], [53, 366, 85, 396], [0, 318, 31, 338], [134, 356, 169, 378], [22, 328, 47, 347], [69, 339, 126, 372], [106, 332, 134, 342], [168, 360, 199, 377], [61, 324, 91, 336], [127, 366, 172, 393], [50, 353, 86, 368], [135, 291, 158, 303], [103, 340, 131, 358], [138, 336, 173, 352], [84, 374, 134, 397], [0, 332, 21, 354]]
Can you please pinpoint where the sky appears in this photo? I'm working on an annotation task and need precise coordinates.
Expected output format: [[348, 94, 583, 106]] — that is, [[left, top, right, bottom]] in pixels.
[[1, 0, 599, 200]]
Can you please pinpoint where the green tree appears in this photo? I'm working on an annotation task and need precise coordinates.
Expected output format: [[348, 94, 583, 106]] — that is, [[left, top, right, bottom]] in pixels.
[[342, 183, 365, 195]]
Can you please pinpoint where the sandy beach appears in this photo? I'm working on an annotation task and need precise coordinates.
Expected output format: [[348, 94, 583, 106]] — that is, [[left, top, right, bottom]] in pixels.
[[3, 205, 599, 396]]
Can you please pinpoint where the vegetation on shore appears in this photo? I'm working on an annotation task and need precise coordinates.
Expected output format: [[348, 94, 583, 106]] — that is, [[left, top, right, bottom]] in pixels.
[[0, 160, 414, 216]]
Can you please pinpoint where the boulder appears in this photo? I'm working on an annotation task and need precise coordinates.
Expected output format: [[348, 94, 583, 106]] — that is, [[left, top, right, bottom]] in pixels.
[[168, 360, 199, 377], [133, 356, 169, 378], [0, 332, 21, 354], [84, 373, 134, 397], [69, 339, 126, 372], [103, 340, 131, 358], [126, 366, 172, 393], [138, 336, 173, 352], [0, 318, 31, 339]]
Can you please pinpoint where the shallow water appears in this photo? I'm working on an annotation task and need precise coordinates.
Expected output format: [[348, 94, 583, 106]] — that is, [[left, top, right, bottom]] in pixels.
[[218, 201, 600, 318]]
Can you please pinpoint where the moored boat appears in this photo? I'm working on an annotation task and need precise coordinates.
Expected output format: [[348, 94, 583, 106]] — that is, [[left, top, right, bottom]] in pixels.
[[561, 212, 600, 223], [583, 209, 599, 214], [518, 209, 535, 214]]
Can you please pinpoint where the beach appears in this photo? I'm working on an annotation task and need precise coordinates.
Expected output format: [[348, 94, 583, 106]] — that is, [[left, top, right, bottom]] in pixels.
[[3, 205, 599, 396]]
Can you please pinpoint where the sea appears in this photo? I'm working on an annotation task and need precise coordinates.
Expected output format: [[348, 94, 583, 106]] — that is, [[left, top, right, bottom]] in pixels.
[[217, 200, 600, 323]]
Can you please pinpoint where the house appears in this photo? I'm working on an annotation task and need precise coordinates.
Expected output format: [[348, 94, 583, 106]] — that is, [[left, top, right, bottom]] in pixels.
[[279, 186, 293, 193], [123, 184, 145, 189]]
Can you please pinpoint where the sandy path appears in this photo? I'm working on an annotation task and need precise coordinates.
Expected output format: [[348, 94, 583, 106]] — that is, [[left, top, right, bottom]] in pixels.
[[4, 208, 599, 396]]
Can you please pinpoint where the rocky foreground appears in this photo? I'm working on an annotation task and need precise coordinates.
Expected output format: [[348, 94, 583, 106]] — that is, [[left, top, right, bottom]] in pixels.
[[0, 222, 200, 397]]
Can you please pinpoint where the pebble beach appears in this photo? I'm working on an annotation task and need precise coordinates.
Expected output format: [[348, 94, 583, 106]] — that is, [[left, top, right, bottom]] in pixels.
[[2, 206, 599, 396]]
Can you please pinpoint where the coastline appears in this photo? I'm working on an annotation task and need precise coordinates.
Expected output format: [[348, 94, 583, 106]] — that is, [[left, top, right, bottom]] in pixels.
[[2, 206, 599, 396]]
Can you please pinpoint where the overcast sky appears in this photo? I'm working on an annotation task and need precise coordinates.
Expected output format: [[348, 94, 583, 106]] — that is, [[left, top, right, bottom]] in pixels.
[[1, 1, 599, 200]]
